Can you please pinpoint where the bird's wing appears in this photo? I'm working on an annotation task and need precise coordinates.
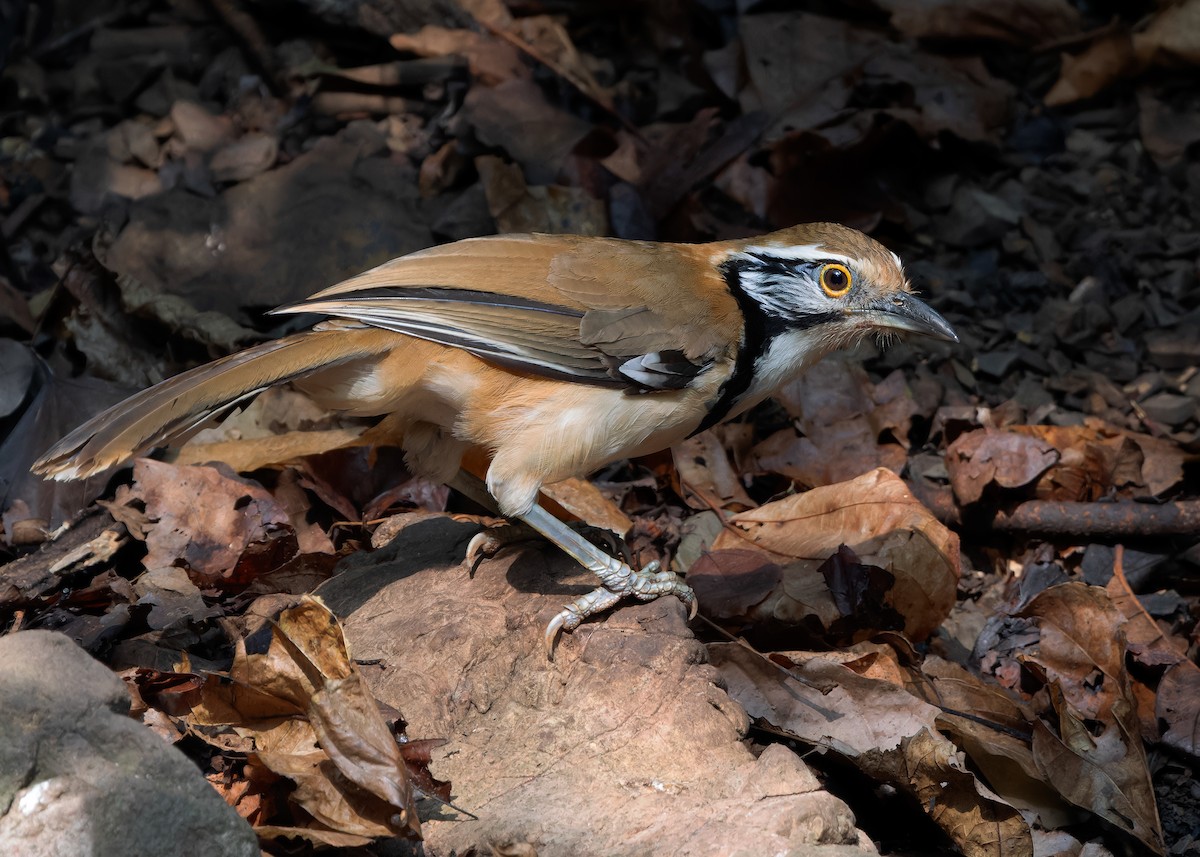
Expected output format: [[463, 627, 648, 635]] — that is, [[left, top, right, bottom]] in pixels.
[[273, 234, 742, 392]]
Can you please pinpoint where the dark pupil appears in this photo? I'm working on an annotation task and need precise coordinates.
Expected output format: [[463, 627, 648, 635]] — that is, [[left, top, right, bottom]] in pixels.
[[825, 268, 847, 288]]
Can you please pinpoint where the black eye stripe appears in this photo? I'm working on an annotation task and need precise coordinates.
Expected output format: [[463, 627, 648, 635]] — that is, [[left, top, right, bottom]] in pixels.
[[744, 252, 850, 279]]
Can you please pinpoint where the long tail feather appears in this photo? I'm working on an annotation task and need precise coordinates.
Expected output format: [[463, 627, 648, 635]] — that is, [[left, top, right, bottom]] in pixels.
[[33, 328, 396, 480]]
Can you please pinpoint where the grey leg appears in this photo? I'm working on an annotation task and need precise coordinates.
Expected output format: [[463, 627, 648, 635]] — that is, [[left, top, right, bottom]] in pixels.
[[518, 502, 697, 657], [448, 471, 697, 656]]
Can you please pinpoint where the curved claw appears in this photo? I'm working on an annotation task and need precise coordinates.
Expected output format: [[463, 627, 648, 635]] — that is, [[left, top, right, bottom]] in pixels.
[[464, 531, 495, 575], [543, 611, 569, 659]]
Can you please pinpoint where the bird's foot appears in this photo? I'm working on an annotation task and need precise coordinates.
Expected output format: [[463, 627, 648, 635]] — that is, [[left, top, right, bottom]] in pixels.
[[465, 521, 629, 575], [543, 561, 697, 658]]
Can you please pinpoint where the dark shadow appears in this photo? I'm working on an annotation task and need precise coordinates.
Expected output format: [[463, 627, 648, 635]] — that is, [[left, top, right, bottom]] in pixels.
[[315, 517, 478, 618]]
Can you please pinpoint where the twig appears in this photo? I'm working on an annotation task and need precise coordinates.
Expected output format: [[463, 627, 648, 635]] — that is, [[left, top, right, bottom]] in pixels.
[[910, 482, 1200, 538]]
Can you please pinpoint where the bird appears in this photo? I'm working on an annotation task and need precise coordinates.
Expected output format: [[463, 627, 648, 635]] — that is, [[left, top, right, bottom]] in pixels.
[[33, 223, 958, 654]]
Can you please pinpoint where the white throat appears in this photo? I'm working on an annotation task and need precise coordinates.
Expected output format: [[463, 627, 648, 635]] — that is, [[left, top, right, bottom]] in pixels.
[[724, 327, 837, 419]]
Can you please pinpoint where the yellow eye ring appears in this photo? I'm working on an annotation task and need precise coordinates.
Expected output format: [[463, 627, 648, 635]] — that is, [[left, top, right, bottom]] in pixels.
[[819, 264, 853, 298]]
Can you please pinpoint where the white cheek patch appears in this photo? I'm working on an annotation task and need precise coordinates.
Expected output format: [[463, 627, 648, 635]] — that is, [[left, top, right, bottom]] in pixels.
[[734, 256, 838, 320]]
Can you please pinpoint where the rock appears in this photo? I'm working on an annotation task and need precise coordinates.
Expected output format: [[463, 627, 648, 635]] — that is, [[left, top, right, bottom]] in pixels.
[[169, 100, 234, 153], [209, 133, 279, 183], [0, 631, 258, 857], [1140, 392, 1196, 426], [316, 517, 873, 857], [1145, 326, 1200, 370], [974, 350, 1020, 379]]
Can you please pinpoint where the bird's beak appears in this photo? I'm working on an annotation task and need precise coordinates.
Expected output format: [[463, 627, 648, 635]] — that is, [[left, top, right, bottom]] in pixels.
[[856, 293, 959, 343]]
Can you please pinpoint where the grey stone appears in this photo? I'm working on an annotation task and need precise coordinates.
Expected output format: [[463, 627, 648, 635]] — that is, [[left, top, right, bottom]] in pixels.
[[1145, 326, 1200, 370], [1140, 392, 1196, 426], [0, 631, 258, 857]]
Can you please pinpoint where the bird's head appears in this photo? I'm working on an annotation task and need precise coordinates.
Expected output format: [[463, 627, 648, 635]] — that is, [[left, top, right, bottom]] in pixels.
[[721, 222, 958, 354]]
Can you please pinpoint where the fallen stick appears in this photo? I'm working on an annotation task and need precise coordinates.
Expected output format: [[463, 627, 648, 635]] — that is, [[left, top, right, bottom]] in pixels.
[[908, 482, 1200, 538]]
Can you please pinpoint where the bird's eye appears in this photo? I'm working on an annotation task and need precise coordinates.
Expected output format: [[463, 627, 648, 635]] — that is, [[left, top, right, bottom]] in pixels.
[[819, 264, 853, 298]]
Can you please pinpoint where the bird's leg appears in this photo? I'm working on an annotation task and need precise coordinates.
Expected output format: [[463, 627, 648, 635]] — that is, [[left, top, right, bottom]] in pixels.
[[446, 471, 696, 656], [464, 519, 630, 576], [518, 502, 697, 657]]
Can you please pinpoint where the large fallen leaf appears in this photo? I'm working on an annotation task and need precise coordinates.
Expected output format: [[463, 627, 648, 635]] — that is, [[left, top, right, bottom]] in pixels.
[[740, 12, 1011, 144], [539, 476, 633, 536], [707, 468, 958, 640], [1133, 0, 1200, 67], [1044, 32, 1138, 107], [475, 154, 606, 235], [1046, 0, 1200, 105], [711, 643, 1032, 857], [1010, 424, 1153, 501], [1017, 584, 1165, 855], [672, 430, 755, 512], [909, 657, 1076, 829]]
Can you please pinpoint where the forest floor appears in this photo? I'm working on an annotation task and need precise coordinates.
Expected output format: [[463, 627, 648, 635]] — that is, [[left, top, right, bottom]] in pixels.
[[1, 1, 1199, 855]]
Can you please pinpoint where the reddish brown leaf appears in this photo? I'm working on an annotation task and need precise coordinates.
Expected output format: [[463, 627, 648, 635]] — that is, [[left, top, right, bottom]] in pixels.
[[127, 459, 295, 584], [946, 428, 1059, 505]]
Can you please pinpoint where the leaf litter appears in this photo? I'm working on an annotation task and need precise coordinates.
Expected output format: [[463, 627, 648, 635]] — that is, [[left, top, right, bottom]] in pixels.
[[2, 0, 1199, 854]]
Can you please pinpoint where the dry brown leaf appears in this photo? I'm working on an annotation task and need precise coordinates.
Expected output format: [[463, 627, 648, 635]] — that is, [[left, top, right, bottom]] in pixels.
[[540, 476, 632, 536], [127, 459, 295, 583], [475, 155, 606, 235], [1104, 548, 1188, 669], [741, 12, 1010, 145], [1046, 1, 1200, 106], [1010, 424, 1149, 501], [188, 597, 422, 842], [946, 428, 1059, 504], [463, 81, 593, 184], [508, 15, 613, 110], [688, 549, 816, 622], [1044, 32, 1138, 107], [1156, 661, 1200, 760], [389, 26, 526, 86], [1133, 0, 1200, 67], [912, 657, 1077, 829], [711, 643, 1032, 857], [1017, 584, 1164, 855], [672, 430, 755, 512], [750, 421, 908, 489], [712, 468, 959, 641], [752, 355, 914, 487]]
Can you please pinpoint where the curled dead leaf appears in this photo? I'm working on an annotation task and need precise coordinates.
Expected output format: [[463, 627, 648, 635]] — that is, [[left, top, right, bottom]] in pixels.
[[711, 468, 959, 641], [1016, 584, 1165, 855], [185, 596, 424, 842], [710, 643, 1032, 857]]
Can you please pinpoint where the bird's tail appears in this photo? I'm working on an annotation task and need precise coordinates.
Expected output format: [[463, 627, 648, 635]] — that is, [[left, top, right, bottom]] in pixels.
[[33, 327, 398, 480]]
